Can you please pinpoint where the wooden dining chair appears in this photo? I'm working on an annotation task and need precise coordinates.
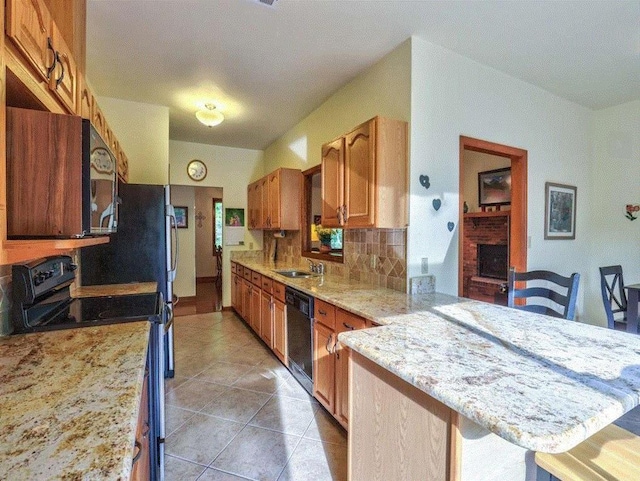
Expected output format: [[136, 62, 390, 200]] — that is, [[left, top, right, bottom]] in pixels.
[[214, 246, 223, 286], [507, 267, 580, 320], [599, 265, 627, 330]]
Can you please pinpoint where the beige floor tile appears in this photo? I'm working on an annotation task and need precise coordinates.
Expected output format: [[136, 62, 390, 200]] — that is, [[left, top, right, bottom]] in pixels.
[[196, 468, 253, 480], [166, 378, 228, 411], [165, 375, 190, 394], [195, 362, 254, 386], [232, 366, 284, 394], [248, 395, 316, 436], [166, 404, 197, 436], [303, 409, 347, 446], [275, 375, 316, 402], [166, 413, 243, 465], [164, 454, 206, 481], [276, 438, 347, 481], [201, 387, 271, 423], [211, 425, 301, 481]]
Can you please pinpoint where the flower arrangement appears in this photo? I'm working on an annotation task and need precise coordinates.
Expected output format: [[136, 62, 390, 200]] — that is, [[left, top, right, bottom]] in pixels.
[[316, 226, 333, 245]]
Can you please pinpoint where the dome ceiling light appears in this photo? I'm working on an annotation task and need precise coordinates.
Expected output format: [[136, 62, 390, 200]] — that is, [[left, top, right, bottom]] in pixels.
[[196, 103, 224, 127]]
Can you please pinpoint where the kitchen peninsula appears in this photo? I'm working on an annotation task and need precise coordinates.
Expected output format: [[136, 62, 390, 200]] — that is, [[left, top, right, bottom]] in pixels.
[[233, 257, 640, 480]]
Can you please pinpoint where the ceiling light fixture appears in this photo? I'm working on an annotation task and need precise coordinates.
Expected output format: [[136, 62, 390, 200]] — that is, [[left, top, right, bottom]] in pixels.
[[196, 103, 224, 127]]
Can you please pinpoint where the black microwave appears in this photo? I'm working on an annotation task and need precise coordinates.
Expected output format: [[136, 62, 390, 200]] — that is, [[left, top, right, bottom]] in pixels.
[[6, 107, 118, 238]]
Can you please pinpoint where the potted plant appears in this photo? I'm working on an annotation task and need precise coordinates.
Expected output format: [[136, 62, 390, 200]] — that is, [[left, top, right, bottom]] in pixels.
[[316, 226, 333, 252]]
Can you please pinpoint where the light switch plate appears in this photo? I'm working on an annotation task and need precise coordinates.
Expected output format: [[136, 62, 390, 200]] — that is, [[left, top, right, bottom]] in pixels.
[[421, 257, 429, 274]]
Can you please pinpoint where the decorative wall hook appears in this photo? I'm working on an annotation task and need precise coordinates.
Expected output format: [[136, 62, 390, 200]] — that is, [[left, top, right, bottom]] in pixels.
[[432, 198, 442, 211], [419, 175, 430, 190], [626, 204, 639, 221]]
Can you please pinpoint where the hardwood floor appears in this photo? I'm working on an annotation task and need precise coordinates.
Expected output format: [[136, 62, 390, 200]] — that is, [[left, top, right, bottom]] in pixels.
[[175, 278, 222, 317]]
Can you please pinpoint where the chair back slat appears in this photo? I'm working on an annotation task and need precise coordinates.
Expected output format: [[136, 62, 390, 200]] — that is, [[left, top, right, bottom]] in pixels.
[[599, 265, 627, 329], [508, 267, 580, 320]]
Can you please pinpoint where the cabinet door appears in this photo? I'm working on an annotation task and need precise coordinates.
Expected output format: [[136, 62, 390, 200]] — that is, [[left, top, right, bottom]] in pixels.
[[251, 286, 262, 336], [321, 138, 344, 227], [260, 177, 270, 228], [247, 182, 260, 230], [77, 71, 93, 119], [344, 119, 375, 227], [49, 22, 77, 113], [235, 275, 244, 317], [242, 279, 252, 323], [335, 309, 367, 429], [313, 322, 336, 414], [260, 291, 273, 347], [91, 101, 107, 141], [273, 298, 287, 363], [268, 171, 281, 229], [231, 273, 238, 311], [131, 370, 150, 480], [6, 0, 53, 81]]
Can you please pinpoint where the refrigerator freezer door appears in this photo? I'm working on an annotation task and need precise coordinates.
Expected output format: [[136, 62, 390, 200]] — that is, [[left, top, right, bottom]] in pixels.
[[164, 186, 176, 379]]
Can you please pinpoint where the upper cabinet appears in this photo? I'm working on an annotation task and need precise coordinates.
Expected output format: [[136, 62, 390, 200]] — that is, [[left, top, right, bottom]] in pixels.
[[6, 0, 77, 113], [248, 168, 302, 230], [321, 116, 408, 229]]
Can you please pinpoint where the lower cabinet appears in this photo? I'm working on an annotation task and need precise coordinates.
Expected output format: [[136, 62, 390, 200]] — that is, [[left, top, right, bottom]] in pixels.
[[250, 284, 261, 336], [130, 369, 149, 480], [260, 289, 273, 348], [273, 296, 287, 363], [313, 305, 366, 430], [242, 279, 252, 325]]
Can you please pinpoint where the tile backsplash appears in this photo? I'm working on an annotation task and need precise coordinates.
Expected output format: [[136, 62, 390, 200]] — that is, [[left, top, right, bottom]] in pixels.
[[261, 228, 407, 292]]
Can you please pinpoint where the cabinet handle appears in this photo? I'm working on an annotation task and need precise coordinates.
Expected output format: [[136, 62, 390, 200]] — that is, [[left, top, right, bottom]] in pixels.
[[132, 440, 142, 465], [55, 51, 65, 88], [326, 333, 334, 353], [318, 309, 327, 316], [343, 322, 355, 330], [46, 38, 57, 80]]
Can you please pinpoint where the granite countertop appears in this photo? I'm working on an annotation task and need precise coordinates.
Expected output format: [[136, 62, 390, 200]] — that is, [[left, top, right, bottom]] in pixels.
[[233, 258, 640, 454], [0, 322, 150, 480], [72, 281, 158, 298]]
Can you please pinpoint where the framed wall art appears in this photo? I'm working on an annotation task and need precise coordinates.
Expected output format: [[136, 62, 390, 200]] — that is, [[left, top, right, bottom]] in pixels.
[[478, 168, 512, 206], [544, 182, 577, 240], [174, 206, 188, 228]]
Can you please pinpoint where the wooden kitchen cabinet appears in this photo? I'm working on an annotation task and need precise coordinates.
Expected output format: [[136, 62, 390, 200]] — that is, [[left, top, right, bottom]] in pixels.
[[335, 309, 367, 428], [321, 116, 408, 229], [242, 278, 252, 326], [6, 0, 53, 82], [250, 282, 262, 336], [6, 0, 77, 113], [260, 289, 273, 347], [247, 168, 302, 230], [77, 70, 93, 119], [130, 369, 150, 481], [313, 321, 336, 414], [273, 296, 287, 364]]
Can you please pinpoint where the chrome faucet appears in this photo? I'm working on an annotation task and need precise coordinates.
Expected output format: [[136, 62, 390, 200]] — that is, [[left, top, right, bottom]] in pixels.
[[307, 260, 325, 275]]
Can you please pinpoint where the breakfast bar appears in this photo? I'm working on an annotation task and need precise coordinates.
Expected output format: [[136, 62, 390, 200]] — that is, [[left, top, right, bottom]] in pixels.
[[339, 297, 640, 480]]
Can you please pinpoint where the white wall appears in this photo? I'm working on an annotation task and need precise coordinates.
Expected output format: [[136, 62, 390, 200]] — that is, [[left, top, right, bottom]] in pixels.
[[170, 185, 196, 298], [409, 37, 593, 320], [97, 97, 170, 184], [586, 100, 640, 324], [263, 39, 411, 172], [169, 141, 264, 306]]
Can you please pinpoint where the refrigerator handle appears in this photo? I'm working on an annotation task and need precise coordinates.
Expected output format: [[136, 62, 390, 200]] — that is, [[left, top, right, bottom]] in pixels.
[[166, 204, 178, 282]]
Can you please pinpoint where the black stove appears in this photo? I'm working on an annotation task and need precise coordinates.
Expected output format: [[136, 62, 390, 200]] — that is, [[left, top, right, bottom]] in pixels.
[[11, 256, 161, 334]]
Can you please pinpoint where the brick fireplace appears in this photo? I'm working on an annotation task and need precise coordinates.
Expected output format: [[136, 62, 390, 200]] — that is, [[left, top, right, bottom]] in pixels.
[[462, 211, 510, 305]]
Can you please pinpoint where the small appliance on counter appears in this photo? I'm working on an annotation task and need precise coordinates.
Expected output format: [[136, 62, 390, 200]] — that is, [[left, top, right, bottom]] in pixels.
[[9, 255, 166, 480]]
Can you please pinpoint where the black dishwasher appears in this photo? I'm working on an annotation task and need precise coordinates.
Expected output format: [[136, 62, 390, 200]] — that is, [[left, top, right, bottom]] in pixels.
[[285, 287, 314, 395]]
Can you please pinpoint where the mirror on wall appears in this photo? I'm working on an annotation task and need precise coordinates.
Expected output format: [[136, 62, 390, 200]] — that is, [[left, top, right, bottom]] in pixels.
[[302, 165, 343, 262]]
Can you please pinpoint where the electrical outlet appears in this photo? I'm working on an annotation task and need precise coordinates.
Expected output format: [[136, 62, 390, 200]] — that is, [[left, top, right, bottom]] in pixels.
[[421, 257, 429, 274]]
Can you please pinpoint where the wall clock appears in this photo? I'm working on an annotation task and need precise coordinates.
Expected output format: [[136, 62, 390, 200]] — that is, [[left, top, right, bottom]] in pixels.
[[187, 159, 207, 181]]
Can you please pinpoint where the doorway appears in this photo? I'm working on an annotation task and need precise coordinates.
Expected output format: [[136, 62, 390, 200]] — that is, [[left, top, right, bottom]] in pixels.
[[171, 185, 224, 316], [458, 136, 528, 302]]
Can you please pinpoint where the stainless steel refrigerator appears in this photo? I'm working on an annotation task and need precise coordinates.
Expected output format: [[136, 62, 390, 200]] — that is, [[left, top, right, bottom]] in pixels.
[[79, 183, 178, 480]]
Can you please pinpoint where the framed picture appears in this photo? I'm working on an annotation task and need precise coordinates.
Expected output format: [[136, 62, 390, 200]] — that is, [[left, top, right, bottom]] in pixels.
[[544, 182, 577, 240], [174, 206, 188, 228], [225, 208, 245, 227], [478, 168, 512, 206]]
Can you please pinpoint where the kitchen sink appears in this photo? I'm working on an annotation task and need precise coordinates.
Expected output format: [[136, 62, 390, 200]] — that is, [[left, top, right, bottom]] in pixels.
[[274, 270, 319, 278]]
